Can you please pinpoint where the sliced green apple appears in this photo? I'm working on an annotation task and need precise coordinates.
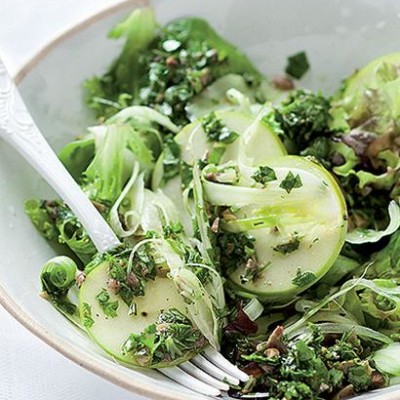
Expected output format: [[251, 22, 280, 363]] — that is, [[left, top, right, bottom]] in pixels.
[[174, 110, 286, 167], [203, 156, 348, 302], [78, 260, 202, 368]]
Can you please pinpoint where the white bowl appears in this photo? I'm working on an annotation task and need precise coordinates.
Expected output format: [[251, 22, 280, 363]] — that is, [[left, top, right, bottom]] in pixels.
[[1, 0, 400, 398]]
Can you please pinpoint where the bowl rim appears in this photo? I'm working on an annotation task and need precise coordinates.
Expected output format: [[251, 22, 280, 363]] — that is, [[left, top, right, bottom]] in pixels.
[[2, 2, 399, 399], [0, 1, 202, 399]]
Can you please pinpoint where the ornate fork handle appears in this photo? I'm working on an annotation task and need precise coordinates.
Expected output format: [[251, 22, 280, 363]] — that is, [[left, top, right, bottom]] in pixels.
[[0, 59, 120, 254]]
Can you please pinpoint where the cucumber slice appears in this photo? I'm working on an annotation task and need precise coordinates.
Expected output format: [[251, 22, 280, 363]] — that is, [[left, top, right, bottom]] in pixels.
[[204, 156, 347, 302], [78, 261, 198, 368], [174, 110, 286, 166]]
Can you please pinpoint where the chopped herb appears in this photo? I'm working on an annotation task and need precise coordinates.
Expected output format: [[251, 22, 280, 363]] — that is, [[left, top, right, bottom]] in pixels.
[[217, 231, 258, 277], [292, 268, 317, 287], [82, 302, 95, 328], [122, 308, 205, 366], [224, 325, 386, 399], [285, 51, 310, 79], [252, 165, 277, 185], [96, 288, 119, 318], [348, 364, 372, 392], [104, 245, 159, 305], [279, 171, 303, 193], [274, 89, 331, 156], [273, 236, 301, 254], [139, 31, 224, 125], [202, 112, 239, 144]]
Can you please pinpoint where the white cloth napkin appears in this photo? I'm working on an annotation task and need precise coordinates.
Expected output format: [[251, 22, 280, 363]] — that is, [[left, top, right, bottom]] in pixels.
[[0, 306, 147, 400]]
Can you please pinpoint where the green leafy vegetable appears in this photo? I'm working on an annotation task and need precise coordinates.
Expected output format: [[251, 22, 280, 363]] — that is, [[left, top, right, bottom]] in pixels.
[[367, 231, 400, 280], [24, 199, 59, 241], [285, 51, 310, 79], [84, 8, 157, 119], [275, 89, 331, 154], [346, 200, 400, 244], [227, 325, 385, 399], [58, 136, 95, 182], [27, 11, 400, 399], [83, 124, 128, 205], [85, 9, 267, 123]]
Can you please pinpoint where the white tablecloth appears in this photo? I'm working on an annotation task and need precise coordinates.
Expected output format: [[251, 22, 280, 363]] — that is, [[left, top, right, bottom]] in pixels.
[[0, 1, 147, 399]]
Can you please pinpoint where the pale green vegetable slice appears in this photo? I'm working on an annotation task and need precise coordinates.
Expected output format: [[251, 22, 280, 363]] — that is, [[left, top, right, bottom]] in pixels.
[[185, 74, 256, 118], [203, 156, 347, 301], [78, 261, 197, 368], [373, 342, 400, 376], [174, 110, 286, 167]]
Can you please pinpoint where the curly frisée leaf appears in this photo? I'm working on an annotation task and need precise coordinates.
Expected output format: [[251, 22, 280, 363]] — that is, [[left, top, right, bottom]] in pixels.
[[84, 8, 157, 119], [346, 200, 400, 244], [83, 124, 127, 204]]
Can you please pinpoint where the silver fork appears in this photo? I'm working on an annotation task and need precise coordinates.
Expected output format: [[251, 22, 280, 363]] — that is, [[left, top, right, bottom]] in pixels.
[[0, 58, 248, 397]]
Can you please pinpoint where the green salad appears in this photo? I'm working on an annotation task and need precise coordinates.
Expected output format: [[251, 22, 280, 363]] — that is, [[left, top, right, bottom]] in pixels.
[[26, 7, 400, 399]]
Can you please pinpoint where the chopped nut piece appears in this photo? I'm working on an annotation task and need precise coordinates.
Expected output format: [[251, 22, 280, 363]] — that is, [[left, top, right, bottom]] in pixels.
[[272, 75, 295, 91]]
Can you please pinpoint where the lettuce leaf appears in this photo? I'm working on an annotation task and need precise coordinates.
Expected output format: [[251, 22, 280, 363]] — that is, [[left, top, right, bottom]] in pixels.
[[346, 201, 400, 244]]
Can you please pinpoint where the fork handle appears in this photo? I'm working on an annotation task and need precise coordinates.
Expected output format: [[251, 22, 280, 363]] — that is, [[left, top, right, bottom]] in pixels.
[[0, 59, 120, 254]]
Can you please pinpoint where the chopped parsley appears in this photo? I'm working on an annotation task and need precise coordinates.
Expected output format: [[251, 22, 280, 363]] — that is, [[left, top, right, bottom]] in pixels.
[[96, 288, 119, 318], [292, 268, 317, 287], [252, 165, 277, 185], [273, 236, 301, 254], [104, 245, 159, 306], [82, 302, 95, 328], [122, 308, 205, 366], [217, 231, 257, 276], [139, 41, 221, 125], [279, 170, 303, 193], [285, 51, 310, 79], [202, 112, 239, 144], [225, 325, 387, 399]]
